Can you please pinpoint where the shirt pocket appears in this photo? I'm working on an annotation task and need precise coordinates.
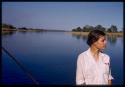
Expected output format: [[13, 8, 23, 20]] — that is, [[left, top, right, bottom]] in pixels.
[[84, 66, 95, 79], [84, 68, 96, 84], [102, 63, 109, 84], [103, 73, 109, 84], [102, 63, 109, 74]]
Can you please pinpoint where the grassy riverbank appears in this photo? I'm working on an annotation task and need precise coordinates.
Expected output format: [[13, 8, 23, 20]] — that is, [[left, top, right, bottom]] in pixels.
[[69, 31, 123, 37], [2, 28, 123, 37]]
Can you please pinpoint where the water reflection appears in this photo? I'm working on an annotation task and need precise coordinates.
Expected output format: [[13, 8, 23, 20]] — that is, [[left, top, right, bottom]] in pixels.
[[81, 35, 88, 41], [2, 31, 123, 85], [19, 30, 47, 33], [18, 30, 27, 34], [2, 31, 123, 46], [2, 31, 16, 37], [71, 33, 123, 45], [107, 35, 117, 45], [2, 30, 46, 35], [71, 33, 88, 40]]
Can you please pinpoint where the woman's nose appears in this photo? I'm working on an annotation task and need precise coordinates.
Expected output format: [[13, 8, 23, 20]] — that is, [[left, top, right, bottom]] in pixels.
[[104, 40, 107, 44]]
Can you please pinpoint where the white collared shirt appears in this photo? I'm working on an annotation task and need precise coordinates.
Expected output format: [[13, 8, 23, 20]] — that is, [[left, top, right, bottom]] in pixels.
[[76, 48, 114, 85]]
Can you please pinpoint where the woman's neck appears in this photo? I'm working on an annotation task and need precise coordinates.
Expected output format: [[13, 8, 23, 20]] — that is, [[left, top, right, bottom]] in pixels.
[[90, 46, 100, 62]]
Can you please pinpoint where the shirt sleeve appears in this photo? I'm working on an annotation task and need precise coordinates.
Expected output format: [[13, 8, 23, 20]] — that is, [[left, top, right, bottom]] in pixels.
[[108, 69, 114, 80], [76, 54, 85, 85], [108, 56, 114, 80]]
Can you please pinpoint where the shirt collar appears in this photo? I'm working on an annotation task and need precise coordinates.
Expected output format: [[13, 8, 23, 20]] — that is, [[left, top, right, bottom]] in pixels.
[[86, 48, 103, 63]]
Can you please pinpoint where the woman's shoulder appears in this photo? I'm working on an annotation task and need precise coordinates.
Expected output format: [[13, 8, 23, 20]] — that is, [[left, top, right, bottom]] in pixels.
[[77, 50, 88, 60], [101, 52, 110, 63], [101, 52, 110, 58], [79, 49, 88, 56]]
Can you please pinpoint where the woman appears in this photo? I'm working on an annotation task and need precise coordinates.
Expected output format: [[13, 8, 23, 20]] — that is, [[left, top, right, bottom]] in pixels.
[[76, 29, 114, 85]]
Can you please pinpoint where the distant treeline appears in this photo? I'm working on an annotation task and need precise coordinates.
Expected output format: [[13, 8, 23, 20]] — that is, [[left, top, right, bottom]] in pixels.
[[2, 23, 123, 32], [1, 23, 66, 32], [2, 24, 16, 29], [2, 23, 44, 30], [72, 25, 122, 32]]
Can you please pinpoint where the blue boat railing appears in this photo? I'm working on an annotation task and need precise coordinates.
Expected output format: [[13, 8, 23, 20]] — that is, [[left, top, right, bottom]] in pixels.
[[2, 47, 40, 85]]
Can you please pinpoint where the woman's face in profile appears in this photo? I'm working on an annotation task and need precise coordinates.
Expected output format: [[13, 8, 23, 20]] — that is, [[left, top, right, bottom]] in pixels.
[[93, 36, 107, 50]]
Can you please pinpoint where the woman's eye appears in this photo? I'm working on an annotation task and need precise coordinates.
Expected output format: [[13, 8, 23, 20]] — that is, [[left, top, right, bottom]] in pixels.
[[102, 40, 105, 42], [101, 39, 106, 42]]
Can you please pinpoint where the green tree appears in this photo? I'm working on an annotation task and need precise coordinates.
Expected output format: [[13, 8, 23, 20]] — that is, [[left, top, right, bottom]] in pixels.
[[76, 27, 82, 32], [2, 24, 16, 29], [107, 25, 118, 32], [107, 28, 112, 32], [94, 25, 105, 32], [19, 27, 28, 30], [72, 29, 77, 31], [83, 25, 94, 32], [110, 25, 118, 32]]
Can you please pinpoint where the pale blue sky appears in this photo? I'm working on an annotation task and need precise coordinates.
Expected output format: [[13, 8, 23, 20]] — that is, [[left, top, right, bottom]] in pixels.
[[2, 2, 123, 31]]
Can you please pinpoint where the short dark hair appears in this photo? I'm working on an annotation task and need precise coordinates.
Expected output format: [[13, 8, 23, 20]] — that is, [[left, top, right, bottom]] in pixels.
[[87, 29, 106, 46]]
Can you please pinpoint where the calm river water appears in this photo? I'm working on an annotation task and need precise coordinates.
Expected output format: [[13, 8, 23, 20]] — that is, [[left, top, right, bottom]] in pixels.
[[2, 31, 123, 85]]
